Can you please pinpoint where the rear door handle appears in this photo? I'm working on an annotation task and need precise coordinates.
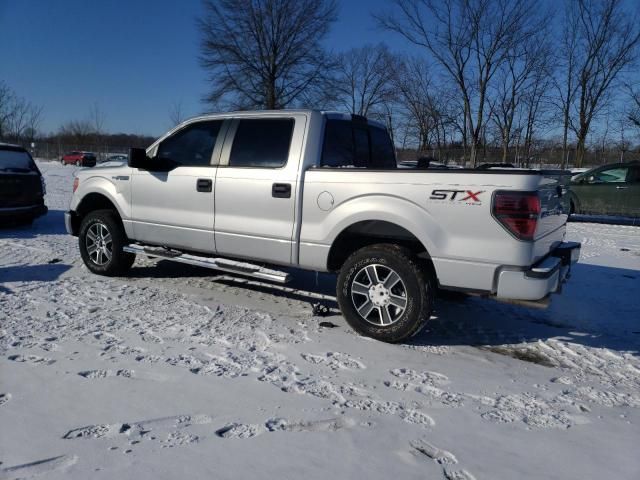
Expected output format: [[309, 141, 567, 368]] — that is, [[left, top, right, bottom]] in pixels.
[[616, 186, 628, 190], [196, 178, 212, 192], [272, 183, 291, 198]]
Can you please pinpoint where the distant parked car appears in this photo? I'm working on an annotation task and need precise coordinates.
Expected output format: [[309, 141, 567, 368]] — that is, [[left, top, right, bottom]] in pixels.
[[0, 143, 47, 226], [99, 154, 128, 164], [476, 162, 516, 170], [569, 161, 640, 217], [61, 151, 97, 167]]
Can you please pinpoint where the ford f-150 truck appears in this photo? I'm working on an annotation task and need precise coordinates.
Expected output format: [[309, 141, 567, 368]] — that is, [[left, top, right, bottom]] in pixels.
[[65, 110, 580, 342]]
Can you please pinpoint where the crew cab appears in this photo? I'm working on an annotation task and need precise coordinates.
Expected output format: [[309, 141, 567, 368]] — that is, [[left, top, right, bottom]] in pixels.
[[65, 110, 580, 342]]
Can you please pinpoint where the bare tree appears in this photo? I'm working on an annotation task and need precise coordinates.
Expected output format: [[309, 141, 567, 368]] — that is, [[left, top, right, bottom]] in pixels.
[[333, 44, 398, 116], [0, 81, 45, 142], [377, 0, 542, 166], [627, 84, 640, 132], [198, 0, 337, 110], [553, 1, 581, 169], [489, 29, 552, 163], [0, 82, 16, 139], [394, 57, 458, 160], [568, 0, 640, 167], [89, 102, 106, 135], [169, 100, 185, 126], [58, 119, 93, 140]]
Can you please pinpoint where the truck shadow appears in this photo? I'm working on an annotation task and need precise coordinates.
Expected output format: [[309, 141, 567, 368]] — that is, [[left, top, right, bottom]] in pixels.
[[128, 260, 639, 356], [410, 262, 640, 356]]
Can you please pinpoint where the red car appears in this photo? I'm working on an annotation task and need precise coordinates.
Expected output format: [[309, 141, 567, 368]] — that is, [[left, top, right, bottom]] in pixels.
[[61, 151, 96, 167]]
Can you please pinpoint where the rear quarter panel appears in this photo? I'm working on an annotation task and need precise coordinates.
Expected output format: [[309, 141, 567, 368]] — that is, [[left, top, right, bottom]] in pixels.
[[300, 170, 567, 287]]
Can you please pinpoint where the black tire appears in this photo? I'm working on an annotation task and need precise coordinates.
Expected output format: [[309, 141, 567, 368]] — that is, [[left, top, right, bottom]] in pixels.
[[79, 209, 135, 276], [336, 244, 434, 343]]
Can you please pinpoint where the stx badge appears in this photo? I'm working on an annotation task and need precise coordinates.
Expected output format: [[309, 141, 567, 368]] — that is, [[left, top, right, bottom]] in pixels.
[[429, 189, 484, 204]]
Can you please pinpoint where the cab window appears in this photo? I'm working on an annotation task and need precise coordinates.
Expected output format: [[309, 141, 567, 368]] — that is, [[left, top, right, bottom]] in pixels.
[[157, 120, 222, 167]]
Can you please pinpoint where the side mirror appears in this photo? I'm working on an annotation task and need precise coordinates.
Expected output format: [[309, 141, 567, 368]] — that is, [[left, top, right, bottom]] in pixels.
[[587, 175, 596, 184], [128, 148, 149, 169]]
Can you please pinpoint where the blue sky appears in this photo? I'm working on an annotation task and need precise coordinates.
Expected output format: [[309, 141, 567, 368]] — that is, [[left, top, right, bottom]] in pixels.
[[0, 0, 414, 137]]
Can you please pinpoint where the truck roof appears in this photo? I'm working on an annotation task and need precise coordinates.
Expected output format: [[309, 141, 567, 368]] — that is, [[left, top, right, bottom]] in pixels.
[[178, 110, 387, 130]]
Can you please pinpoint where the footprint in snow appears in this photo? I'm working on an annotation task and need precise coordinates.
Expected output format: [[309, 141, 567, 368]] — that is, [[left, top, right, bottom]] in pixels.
[[78, 369, 134, 379], [216, 416, 356, 439], [443, 468, 477, 480], [0, 454, 78, 480], [410, 438, 458, 465], [265, 417, 354, 433], [0, 393, 11, 406], [7, 354, 55, 365], [215, 423, 264, 439]]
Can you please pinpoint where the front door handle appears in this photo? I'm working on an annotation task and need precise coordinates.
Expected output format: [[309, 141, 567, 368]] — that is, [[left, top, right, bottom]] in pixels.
[[616, 186, 628, 190], [197, 178, 212, 192], [272, 183, 291, 198]]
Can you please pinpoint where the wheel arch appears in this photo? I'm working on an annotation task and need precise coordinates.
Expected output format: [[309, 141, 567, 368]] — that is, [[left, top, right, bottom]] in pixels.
[[326, 220, 437, 283], [70, 192, 124, 236]]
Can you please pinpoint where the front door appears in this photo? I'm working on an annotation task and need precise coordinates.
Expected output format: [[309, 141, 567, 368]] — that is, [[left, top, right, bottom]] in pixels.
[[131, 119, 226, 252], [214, 116, 305, 265]]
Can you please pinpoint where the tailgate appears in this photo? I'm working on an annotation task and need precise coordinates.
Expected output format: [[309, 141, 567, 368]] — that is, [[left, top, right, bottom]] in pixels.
[[0, 172, 42, 208], [533, 171, 571, 260]]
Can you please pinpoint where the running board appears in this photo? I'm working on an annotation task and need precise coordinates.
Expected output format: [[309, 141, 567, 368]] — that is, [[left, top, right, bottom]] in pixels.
[[123, 244, 291, 284]]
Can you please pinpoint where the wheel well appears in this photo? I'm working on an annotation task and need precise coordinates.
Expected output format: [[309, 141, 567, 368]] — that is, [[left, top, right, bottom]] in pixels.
[[70, 193, 120, 234], [327, 220, 432, 272]]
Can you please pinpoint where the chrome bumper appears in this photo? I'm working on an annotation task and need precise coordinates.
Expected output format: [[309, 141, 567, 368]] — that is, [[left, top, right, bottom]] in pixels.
[[496, 241, 581, 301]]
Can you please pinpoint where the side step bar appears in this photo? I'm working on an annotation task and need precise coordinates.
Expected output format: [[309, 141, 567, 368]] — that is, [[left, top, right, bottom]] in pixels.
[[123, 244, 291, 284]]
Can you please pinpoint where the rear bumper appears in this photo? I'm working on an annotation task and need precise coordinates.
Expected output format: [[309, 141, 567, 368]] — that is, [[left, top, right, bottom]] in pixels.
[[0, 203, 48, 219], [495, 241, 581, 301]]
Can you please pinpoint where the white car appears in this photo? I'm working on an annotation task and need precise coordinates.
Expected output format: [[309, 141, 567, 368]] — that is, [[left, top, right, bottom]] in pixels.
[[65, 110, 580, 342]]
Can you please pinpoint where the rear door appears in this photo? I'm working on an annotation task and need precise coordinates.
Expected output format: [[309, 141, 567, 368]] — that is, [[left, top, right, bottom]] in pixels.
[[621, 165, 640, 217], [214, 115, 305, 265], [130, 119, 226, 252], [575, 165, 630, 215]]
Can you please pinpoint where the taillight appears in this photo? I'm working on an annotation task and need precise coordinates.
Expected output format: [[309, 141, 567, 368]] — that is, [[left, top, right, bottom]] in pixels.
[[73, 177, 79, 193], [492, 191, 540, 241]]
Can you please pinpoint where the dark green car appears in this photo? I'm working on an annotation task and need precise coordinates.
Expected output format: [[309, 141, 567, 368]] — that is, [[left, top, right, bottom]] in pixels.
[[569, 161, 640, 217]]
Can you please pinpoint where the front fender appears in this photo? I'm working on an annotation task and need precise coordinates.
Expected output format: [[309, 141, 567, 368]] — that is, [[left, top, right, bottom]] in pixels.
[[71, 175, 131, 221]]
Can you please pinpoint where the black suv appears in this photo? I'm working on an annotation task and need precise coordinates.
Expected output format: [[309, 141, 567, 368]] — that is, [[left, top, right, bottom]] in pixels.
[[0, 144, 48, 226]]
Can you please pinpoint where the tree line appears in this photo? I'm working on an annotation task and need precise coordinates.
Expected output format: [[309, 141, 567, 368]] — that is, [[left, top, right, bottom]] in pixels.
[[199, 0, 640, 167], [2, 0, 639, 167]]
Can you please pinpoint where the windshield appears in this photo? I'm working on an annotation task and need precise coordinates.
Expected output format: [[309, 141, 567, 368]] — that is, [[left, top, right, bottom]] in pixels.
[[0, 149, 37, 172]]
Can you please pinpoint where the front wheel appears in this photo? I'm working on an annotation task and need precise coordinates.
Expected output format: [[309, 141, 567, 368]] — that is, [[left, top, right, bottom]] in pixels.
[[336, 244, 434, 343], [79, 210, 135, 276]]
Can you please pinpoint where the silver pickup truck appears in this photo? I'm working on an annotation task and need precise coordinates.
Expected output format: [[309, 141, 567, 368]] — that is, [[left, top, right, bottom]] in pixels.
[[65, 110, 580, 342]]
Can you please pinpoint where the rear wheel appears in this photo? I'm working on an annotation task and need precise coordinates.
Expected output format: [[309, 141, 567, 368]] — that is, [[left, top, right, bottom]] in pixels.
[[79, 210, 135, 276], [336, 244, 434, 343]]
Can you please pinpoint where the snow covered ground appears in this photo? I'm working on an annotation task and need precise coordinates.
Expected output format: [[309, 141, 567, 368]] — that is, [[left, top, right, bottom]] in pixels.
[[1, 161, 639, 480]]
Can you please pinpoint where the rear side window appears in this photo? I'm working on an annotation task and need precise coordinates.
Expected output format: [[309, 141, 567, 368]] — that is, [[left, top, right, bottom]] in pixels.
[[229, 118, 294, 168], [594, 167, 628, 183], [321, 119, 395, 168], [321, 120, 354, 167], [0, 149, 36, 172], [157, 120, 222, 167], [370, 126, 396, 168]]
